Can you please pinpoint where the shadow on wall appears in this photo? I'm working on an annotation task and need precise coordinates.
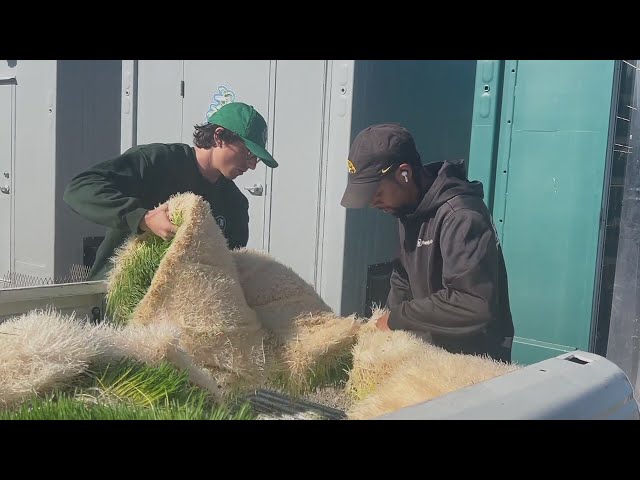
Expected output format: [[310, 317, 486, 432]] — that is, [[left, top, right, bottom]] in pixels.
[[341, 60, 478, 317], [55, 60, 122, 279]]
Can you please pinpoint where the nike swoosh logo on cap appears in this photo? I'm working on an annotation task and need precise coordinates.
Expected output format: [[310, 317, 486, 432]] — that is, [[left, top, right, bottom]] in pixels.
[[381, 166, 392, 174]]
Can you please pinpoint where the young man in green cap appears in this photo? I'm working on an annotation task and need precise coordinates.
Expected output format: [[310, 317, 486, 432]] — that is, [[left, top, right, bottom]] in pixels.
[[341, 123, 514, 363], [64, 102, 278, 281]]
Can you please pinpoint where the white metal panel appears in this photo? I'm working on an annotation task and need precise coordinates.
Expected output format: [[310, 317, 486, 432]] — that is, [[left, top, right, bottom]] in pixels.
[[317, 60, 355, 314], [0, 281, 107, 324], [181, 60, 272, 251], [377, 351, 640, 420], [14, 61, 57, 279], [0, 84, 13, 282], [0, 60, 17, 81], [136, 61, 182, 145], [120, 60, 137, 152], [268, 60, 327, 287]]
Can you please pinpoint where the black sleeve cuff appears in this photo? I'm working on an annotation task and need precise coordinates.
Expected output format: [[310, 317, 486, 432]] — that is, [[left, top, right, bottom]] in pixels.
[[388, 305, 409, 331], [124, 207, 149, 234]]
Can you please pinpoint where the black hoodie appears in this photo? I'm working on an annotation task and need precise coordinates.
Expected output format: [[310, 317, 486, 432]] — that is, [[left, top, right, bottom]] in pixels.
[[386, 161, 515, 361]]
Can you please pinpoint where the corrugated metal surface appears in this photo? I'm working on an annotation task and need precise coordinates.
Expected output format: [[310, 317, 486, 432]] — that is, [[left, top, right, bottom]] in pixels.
[[245, 389, 347, 420]]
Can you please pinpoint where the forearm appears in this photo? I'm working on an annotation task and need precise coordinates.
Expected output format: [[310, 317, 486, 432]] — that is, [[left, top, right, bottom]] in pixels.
[[63, 174, 148, 232], [386, 260, 412, 308], [225, 201, 249, 249], [387, 286, 492, 337]]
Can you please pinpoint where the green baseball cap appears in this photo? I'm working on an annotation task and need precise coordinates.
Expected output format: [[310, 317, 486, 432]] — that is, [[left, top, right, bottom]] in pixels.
[[207, 102, 278, 168]]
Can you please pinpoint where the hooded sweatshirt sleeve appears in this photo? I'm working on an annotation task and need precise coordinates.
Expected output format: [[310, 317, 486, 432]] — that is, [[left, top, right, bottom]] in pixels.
[[63, 149, 156, 234], [386, 258, 413, 308], [387, 209, 500, 336], [226, 194, 249, 249]]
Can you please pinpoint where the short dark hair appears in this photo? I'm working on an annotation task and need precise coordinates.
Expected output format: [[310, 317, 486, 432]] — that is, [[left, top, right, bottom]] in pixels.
[[192, 123, 242, 149]]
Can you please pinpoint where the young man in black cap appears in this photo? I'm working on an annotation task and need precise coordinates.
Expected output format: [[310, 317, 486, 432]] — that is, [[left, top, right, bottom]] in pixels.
[[64, 102, 278, 281], [341, 123, 514, 362]]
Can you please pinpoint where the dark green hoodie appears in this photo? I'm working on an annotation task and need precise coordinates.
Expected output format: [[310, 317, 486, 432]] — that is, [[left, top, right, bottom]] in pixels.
[[63, 143, 249, 280]]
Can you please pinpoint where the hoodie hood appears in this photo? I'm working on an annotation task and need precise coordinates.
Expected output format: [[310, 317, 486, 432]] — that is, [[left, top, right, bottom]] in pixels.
[[403, 160, 484, 223]]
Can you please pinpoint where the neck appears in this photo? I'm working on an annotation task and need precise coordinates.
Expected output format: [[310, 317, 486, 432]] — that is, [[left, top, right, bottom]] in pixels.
[[194, 147, 222, 183]]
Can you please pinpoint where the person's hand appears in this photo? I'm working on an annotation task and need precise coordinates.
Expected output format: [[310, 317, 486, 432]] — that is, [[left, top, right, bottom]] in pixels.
[[376, 312, 391, 331], [139, 204, 177, 241]]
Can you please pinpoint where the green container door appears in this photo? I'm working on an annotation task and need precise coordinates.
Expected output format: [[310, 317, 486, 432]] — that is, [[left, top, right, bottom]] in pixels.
[[469, 60, 616, 365], [468, 60, 503, 211]]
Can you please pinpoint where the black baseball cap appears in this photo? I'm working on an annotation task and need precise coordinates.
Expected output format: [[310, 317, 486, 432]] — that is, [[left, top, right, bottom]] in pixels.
[[340, 123, 420, 208]]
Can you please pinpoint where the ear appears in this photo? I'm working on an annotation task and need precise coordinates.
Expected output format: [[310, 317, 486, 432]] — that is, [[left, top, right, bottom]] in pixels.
[[213, 127, 225, 147], [395, 163, 413, 184]]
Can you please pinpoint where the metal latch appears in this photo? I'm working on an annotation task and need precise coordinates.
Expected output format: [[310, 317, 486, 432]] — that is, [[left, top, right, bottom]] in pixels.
[[1, 172, 9, 194], [245, 183, 264, 196]]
